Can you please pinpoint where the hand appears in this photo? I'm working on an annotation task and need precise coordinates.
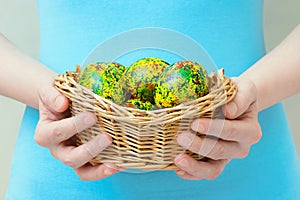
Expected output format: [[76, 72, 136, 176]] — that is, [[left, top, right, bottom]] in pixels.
[[174, 78, 262, 180], [35, 82, 121, 180]]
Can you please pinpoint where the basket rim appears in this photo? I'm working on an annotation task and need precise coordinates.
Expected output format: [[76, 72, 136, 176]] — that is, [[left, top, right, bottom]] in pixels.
[[54, 68, 236, 123]]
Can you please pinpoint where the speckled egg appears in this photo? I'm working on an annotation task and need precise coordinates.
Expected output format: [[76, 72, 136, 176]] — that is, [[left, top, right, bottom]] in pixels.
[[126, 99, 154, 111], [112, 57, 169, 110], [78, 62, 126, 100], [154, 60, 209, 108]]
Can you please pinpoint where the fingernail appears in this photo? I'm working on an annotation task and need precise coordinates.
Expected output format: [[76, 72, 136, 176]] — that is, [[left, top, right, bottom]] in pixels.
[[174, 154, 188, 168], [74, 114, 97, 133], [55, 95, 65, 109], [191, 120, 204, 132], [175, 155, 188, 168], [83, 114, 97, 126], [178, 159, 188, 168], [98, 134, 112, 148], [226, 102, 237, 117], [177, 133, 193, 149], [104, 163, 118, 170], [177, 170, 185, 176], [104, 168, 113, 176], [104, 163, 124, 171]]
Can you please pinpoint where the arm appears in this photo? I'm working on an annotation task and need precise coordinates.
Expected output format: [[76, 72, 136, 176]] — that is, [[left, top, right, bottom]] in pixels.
[[174, 25, 300, 180], [241, 24, 300, 111], [0, 33, 121, 180], [0, 33, 55, 108]]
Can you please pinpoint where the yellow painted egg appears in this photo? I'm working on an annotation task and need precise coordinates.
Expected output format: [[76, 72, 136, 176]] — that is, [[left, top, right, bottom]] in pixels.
[[78, 62, 126, 100], [112, 57, 169, 110], [154, 60, 209, 108]]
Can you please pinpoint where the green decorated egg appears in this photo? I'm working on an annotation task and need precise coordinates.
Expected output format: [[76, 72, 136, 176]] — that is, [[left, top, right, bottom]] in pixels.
[[78, 62, 126, 100], [154, 60, 209, 108], [126, 99, 154, 111], [112, 57, 169, 110]]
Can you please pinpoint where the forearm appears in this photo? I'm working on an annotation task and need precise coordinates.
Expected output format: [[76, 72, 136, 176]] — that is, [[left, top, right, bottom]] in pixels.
[[0, 33, 56, 108], [241, 24, 300, 111]]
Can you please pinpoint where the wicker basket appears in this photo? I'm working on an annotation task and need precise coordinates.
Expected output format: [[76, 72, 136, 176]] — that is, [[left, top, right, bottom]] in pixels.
[[54, 67, 236, 170]]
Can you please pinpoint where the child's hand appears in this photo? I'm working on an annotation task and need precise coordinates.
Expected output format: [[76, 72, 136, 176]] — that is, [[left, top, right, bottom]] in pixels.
[[174, 78, 262, 180], [34, 83, 121, 180]]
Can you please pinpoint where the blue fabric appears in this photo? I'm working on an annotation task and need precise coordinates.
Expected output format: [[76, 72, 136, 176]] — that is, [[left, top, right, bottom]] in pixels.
[[6, 0, 300, 199]]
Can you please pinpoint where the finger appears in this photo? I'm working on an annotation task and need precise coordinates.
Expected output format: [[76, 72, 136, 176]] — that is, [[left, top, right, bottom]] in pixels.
[[53, 133, 112, 169], [177, 132, 247, 159], [175, 169, 217, 180], [38, 98, 68, 122], [191, 117, 261, 143], [35, 112, 97, 147], [223, 78, 257, 119], [175, 170, 199, 180], [39, 84, 69, 113], [174, 154, 229, 180], [75, 163, 120, 181]]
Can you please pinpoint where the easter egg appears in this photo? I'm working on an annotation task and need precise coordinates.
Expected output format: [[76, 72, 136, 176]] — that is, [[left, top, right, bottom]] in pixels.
[[112, 57, 169, 110], [154, 60, 209, 108], [126, 99, 154, 111], [78, 62, 126, 100]]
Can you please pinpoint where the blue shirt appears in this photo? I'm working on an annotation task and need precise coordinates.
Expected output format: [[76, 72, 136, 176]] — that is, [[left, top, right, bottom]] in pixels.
[[6, 0, 300, 199]]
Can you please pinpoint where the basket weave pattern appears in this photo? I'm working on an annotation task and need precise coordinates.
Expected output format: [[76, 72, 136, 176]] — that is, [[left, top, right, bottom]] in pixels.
[[54, 68, 236, 170]]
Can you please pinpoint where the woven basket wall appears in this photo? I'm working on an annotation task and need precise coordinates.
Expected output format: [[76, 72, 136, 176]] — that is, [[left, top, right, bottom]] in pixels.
[[54, 68, 236, 170]]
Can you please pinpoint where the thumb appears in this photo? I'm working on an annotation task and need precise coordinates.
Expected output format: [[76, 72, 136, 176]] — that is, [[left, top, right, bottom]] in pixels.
[[39, 84, 69, 113], [223, 78, 257, 119]]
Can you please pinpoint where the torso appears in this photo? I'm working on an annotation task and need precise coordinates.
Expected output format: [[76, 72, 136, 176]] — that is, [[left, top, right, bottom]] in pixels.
[[6, 1, 300, 199]]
